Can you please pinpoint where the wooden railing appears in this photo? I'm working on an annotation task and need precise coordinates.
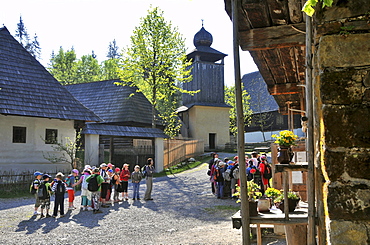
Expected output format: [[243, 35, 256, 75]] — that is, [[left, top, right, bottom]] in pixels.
[[163, 139, 204, 169]]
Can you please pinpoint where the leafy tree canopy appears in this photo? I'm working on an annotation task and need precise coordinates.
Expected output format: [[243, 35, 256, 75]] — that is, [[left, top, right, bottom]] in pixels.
[[118, 6, 194, 138], [225, 85, 252, 136], [48, 47, 78, 85]]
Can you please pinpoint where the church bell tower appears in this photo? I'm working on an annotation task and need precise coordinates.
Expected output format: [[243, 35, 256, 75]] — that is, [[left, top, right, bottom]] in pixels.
[[179, 25, 231, 150]]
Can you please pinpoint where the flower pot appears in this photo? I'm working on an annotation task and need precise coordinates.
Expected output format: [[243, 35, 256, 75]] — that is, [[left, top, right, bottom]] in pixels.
[[277, 146, 294, 164], [257, 198, 270, 213], [277, 198, 300, 213], [249, 201, 258, 216]]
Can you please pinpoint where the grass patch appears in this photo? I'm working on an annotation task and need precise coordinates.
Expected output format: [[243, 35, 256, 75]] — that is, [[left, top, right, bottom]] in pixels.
[[0, 189, 30, 198], [155, 155, 211, 177], [204, 205, 240, 213]]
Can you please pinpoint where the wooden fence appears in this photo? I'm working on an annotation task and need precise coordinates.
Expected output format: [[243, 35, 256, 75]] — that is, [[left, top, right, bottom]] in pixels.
[[163, 138, 204, 169], [0, 170, 61, 193]]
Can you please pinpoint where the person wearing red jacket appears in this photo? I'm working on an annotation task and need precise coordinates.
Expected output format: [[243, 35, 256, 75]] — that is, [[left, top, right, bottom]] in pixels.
[[119, 164, 131, 201]]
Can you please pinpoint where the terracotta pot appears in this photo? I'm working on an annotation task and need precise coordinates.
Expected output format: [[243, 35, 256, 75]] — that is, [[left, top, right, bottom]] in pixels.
[[277, 146, 294, 164]]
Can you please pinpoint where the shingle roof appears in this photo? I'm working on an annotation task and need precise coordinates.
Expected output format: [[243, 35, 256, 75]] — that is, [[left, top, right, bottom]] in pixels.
[[0, 27, 100, 121], [82, 123, 168, 138], [65, 80, 161, 127], [242, 71, 279, 113]]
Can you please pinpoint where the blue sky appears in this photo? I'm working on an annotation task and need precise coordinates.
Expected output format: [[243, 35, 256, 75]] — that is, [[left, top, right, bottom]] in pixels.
[[1, 0, 258, 86]]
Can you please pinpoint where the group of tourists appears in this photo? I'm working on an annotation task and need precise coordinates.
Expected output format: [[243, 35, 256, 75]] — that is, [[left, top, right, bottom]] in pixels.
[[30, 158, 156, 217], [208, 152, 272, 199]]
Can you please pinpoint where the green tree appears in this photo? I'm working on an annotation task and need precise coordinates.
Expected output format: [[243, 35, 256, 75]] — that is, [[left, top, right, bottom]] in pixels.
[[107, 39, 120, 59], [101, 58, 120, 80], [15, 16, 30, 47], [76, 51, 103, 83], [48, 47, 78, 85], [42, 130, 82, 170], [118, 7, 193, 137], [225, 85, 252, 136], [15, 16, 41, 59]]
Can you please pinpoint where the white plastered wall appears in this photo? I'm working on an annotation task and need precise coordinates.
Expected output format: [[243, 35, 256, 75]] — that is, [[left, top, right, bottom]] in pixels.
[[0, 114, 74, 173], [188, 105, 230, 150]]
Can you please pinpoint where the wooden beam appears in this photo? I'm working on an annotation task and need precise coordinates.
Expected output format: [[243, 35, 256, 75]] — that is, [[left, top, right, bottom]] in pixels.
[[268, 83, 303, 95], [239, 23, 306, 51]]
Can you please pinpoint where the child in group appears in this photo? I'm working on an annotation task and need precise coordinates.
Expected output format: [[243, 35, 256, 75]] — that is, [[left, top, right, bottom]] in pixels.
[[131, 165, 143, 200], [39, 174, 52, 218], [119, 164, 131, 201], [112, 168, 122, 203], [31, 171, 43, 216], [86, 168, 105, 214], [106, 169, 114, 204], [66, 169, 79, 210], [74, 169, 93, 211], [51, 172, 67, 218]]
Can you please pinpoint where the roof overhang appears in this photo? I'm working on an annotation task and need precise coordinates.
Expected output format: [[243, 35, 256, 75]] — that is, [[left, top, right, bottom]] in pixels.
[[82, 123, 169, 138]]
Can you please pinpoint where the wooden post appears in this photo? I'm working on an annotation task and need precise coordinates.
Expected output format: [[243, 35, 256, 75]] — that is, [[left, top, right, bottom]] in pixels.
[[232, 0, 250, 244], [305, 12, 316, 245]]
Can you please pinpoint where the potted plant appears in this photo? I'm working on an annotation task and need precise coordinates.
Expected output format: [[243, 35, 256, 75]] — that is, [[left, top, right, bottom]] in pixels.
[[233, 180, 262, 216], [274, 190, 300, 213], [272, 130, 298, 164]]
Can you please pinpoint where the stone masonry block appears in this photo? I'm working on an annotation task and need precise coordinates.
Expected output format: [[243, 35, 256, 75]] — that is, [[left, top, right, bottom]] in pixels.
[[328, 184, 370, 220], [329, 220, 369, 245], [324, 150, 345, 181], [323, 105, 370, 148], [318, 33, 370, 68], [320, 69, 364, 104]]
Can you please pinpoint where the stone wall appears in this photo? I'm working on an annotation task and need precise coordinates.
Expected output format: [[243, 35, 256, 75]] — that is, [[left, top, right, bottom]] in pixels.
[[313, 1, 370, 244]]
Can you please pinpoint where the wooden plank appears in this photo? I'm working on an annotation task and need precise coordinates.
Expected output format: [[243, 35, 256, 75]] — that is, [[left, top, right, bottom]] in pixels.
[[249, 50, 276, 85], [288, 0, 303, 23], [239, 23, 305, 51], [242, 0, 271, 28], [266, 0, 289, 25], [268, 83, 302, 95], [279, 47, 299, 84], [295, 46, 306, 83], [263, 49, 287, 84], [257, 224, 262, 245]]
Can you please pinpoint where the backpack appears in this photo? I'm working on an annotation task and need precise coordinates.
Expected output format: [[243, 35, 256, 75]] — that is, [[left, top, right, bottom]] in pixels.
[[81, 175, 88, 189], [30, 179, 40, 194], [263, 163, 272, 179], [56, 181, 66, 195], [88, 175, 99, 192], [37, 182, 48, 199], [65, 175, 72, 187], [213, 168, 224, 182], [223, 168, 232, 181], [232, 167, 239, 179], [141, 165, 147, 178]]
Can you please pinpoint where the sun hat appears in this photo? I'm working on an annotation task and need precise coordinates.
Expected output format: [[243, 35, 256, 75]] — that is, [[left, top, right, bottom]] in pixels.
[[55, 172, 64, 178], [43, 174, 51, 179], [34, 171, 43, 176]]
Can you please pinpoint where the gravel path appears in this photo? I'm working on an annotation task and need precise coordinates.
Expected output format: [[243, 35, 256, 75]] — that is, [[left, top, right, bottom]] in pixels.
[[0, 157, 286, 245]]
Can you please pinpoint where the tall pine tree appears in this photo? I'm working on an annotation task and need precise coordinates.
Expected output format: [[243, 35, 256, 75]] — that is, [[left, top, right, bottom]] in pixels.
[[15, 16, 41, 60]]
